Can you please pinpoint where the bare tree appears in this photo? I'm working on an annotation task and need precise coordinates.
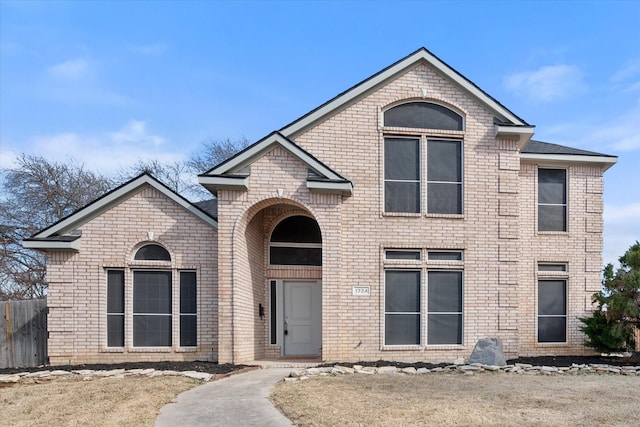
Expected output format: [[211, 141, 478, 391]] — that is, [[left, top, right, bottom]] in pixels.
[[117, 158, 199, 197], [188, 136, 251, 174], [0, 155, 113, 299]]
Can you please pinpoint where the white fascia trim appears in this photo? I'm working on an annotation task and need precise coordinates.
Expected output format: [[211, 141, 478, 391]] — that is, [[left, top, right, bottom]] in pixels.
[[23, 239, 80, 251], [198, 175, 249, 190], [307, 180, 353, 196], [496, 125, 535, 150], [34, 176, 217, 238], [207, 134, 345, 182], [520, 153, 618, 171], [281, 50, 526, 137]]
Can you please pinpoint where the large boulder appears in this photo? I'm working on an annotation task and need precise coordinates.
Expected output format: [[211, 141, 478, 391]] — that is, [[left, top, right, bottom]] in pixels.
[[467, 337, 506, 366]]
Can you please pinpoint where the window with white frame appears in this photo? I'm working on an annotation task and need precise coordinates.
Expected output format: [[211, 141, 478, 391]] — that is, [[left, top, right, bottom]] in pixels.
[[538, 168, 567, 231], [383, 102, 464, 215], [537, 280, 567, 343], [384, 270, 421, 345], [269, 215, 322, 266], [106, 243, 198, 348], [179, 271, 197, 347], [106, 270, 124, 347], [383, 248, 464, 347], [427, 270, 463, 344]]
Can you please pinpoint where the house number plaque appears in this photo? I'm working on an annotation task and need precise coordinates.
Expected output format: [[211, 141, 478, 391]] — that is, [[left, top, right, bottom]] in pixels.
[[352, 286, 371, 296]]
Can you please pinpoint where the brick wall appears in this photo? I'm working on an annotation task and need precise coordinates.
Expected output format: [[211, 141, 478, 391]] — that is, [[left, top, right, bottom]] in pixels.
[[46, 185, 218, 365]]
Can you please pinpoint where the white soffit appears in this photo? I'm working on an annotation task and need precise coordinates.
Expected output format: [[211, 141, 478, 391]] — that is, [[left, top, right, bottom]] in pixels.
[[520, 153, 618, 171]]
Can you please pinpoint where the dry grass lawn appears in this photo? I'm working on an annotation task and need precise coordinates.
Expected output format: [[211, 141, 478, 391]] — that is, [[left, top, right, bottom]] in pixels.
[[0, 376, 200, 427], [271, 373, 640, 426]]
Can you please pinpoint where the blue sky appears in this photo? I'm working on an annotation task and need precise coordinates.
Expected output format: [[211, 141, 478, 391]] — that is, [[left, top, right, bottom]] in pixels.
[[1, 0, 639, 265]]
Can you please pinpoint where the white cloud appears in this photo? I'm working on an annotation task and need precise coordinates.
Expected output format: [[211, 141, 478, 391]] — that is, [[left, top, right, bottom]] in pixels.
[[8, 121, 181, 174], [611, 61, 640, 83], [109, 120, 165, 146], [47, 59, 90, 80], [504, 64, 586, 102], [585, 102, 640, 151]]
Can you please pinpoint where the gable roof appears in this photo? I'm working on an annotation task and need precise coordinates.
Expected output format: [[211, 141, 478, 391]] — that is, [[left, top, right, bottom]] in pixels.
[[521, 140, 617, 171], [24, 173, 218, 251], [279, 47, 532, 139], [199, 131, 353, 196]]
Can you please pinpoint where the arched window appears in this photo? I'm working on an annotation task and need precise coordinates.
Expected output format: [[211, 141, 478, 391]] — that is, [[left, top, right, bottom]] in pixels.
[[384, 102, 463, 131], [134, 244, 171, 261], [269, 216, 322, 266]]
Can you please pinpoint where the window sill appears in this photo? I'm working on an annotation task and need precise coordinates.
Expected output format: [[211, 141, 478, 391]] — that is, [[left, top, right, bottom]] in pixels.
[[536, 231, 569, 236], [176, 347, 198, 353], [382, 212, 422, 218], [425, 213, 464, 219], [381, 345, 422, 351], [535, 342, 569, 347], [100, 347, 125, 353], [129, 347, 173, 353], [423, 344, 465, 350]]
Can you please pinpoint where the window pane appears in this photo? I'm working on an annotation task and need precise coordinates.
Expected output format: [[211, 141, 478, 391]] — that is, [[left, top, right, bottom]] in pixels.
[[538, 205, 566, 231], [180, 315, 197, 347], [428, 251, 463, 261], [270, 247, 322, 266], [133, 271, 172, 314], [107, 315, 124, 347], [384, 138, 419, 180], [133, 315, 172, 347], [427, 183, 462, 214], [427, 140, 461, 182], [538, 263, 567, 272], [538, 169, 566, 204], [428, 271, 463, 312], [538, 281, 566, 315], [134, 244, 171, 261], [180, 272, 197, 314], [385, 181, 420, 213], [385, 314, 420, 345], [428, 314, 462, 344], [386, 250, 421, 260], [107, 270, 124, 313], [538, 317, 566, 343], [385, 270, 420, 312], [384, 102, 463, 131], [271, 216, 322, 243]]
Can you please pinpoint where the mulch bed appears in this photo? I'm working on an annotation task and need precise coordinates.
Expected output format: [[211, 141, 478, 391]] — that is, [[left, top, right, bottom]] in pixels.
[[2, 354, 638, 375], [0, 361, 247, 376]]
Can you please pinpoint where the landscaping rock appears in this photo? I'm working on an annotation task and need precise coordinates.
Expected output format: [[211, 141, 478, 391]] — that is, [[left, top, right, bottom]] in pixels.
[[467, 337, 506, 366], [377, 366, 398, 374]]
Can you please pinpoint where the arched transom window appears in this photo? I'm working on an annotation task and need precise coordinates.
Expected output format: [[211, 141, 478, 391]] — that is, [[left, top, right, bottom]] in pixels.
[[134, 244, 171, 261], [269, 215, 322, 266], [384, 102, 463, 131]]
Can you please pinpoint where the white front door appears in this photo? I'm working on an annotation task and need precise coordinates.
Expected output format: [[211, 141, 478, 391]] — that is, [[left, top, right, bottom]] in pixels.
[[283, 281, 321, 356]]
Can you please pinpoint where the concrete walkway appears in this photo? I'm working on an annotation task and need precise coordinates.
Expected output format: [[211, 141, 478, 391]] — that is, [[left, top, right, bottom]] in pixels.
[[155, 367, 293, 427]]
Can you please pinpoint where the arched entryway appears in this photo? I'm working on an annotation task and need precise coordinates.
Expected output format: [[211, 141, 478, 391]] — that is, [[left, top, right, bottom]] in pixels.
[[230, 199, 323, 362]]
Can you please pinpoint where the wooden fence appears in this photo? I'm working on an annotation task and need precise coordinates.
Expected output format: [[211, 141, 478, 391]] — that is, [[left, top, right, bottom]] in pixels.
[[0, 299, 47, 369]]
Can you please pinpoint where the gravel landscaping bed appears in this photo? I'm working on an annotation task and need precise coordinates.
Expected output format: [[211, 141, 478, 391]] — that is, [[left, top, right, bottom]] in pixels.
[[0, 361, 246, 376]]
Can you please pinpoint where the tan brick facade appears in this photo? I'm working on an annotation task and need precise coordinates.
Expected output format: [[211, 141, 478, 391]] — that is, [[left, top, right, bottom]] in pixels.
[[45, 185, 217, 365], [36, 49, 613, 365]]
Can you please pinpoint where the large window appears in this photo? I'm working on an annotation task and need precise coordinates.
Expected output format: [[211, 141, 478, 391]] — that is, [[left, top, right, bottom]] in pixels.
[[384, 102, 463, 131], [384, 270, 421, 345], [269, 215, 322, 266], [179, 271, 197, 347], [106, 270, 124, 347], [133, 271, 172, 347], [384, 137, 421, 213], [538, 169, 567, 231], [384, 137, 462, 214], [538, 280, 567, 343], [427, 271, 463, 344]]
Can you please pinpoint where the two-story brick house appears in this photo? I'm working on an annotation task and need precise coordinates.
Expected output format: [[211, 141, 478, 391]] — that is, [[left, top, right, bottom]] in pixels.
[[24, 47, 616, 365]]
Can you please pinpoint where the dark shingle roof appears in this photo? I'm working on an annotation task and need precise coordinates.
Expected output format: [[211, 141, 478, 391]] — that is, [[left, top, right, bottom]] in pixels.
[[194, 199, 218, 220], [522, 140, 616, 157]]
